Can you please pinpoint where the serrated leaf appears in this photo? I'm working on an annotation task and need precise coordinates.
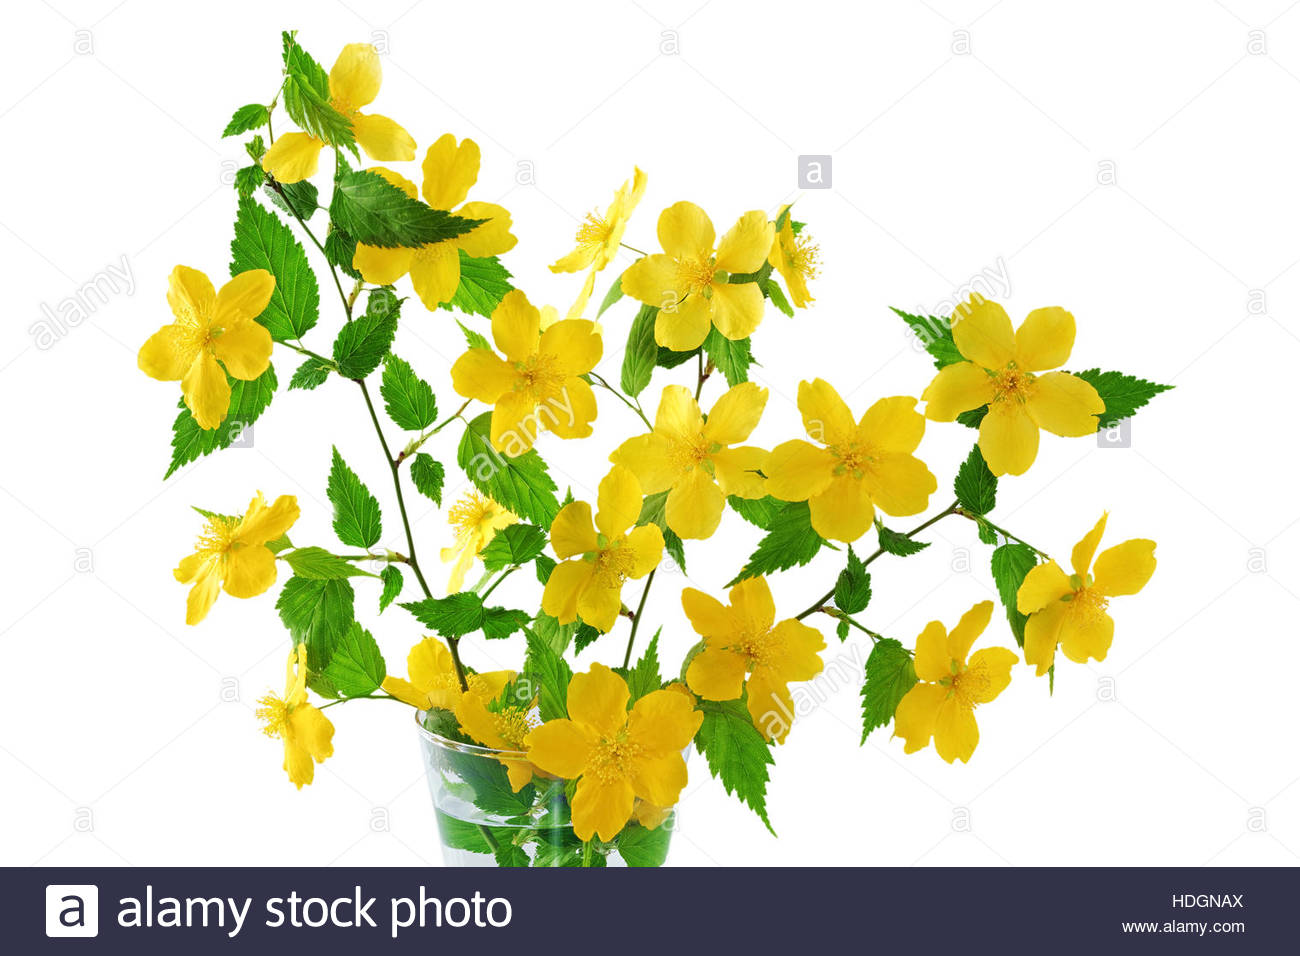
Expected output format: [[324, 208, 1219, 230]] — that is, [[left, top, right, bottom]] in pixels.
[[223, 103, 268, 137], [330, 170, 485, 249], [729, 500, 825, 585], [991, 543, 1038, 647], [657, 344, 699, 369], [333, 290, 398, 379], [625, 630, 661, 701], [402, 592, 485, 638], [275, 576, 355, 680], [859, 638, 916, 741], [379, 565, 403, 612], [327, 447, 383, 548], [230, 197, 319, 341], [324, 227, 361, 280], [620, 305, 658, 396], [616, 822, 673, 867], [288, 356, 333, 390], [234, 165, 264, 198], [482, 606, 531, 640], [457, 320, 491, 351], [704, 326, 752, 386], [727, 495, 781, 530], [321, 621, 386, 698], [265, 179, 319, 219], [1071, 368, 1172, 428], [597, 272, 625, 317], [892, 307, 964, 369], [410, 454, 445, 506], [480, 523, 547, 571], [436, 251, 514, 317], [282, 547, 376, 580], [833, 546, 871, 614], [573, 622, 601, 653], [523, 627, 573, 721], [165, 365, 276, 478], [279, 31, 355, 151], [694, 697, 775, 834], [380, 355, 437, 431], [954, 444, 997, 515], [956, 405, 987, 429], [876, 521, 930, 557], [457, 412, 560, 527], [765, 277, 794, 317]]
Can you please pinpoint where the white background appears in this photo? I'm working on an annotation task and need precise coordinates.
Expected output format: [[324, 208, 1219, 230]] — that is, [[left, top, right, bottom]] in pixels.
[[2, 0, 1297, 867]]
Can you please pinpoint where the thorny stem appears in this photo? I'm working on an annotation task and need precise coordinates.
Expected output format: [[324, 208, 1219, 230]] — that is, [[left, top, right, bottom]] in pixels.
[[622, 569, 657, 669]]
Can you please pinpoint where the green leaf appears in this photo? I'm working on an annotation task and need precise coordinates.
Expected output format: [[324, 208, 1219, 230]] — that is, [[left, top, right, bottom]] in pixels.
[[836, 619, 849, 641], [222, 103, 268, 137], [332, 290, 398, 379], [234, 165, 264, 198], [327, 447, 383, 548], [729, 500, 825, 586], [436, 252, 514, 317], [694, 697, 775, 834], [657, 344, 699, 369], [765, 278, 794, 317], [330, 169, 485, 248], [321, 622, 386, 698], [891, 307, 964, 368], [457, 320, 492, 351], [616, 822, 673, 867], [282, 547, 376, 580], [457, 412, 560, 527], [165, 365, 276, 478], [573, 622, 601, 653], [279, 31, 355, 151], [379, 565, 403, 612], [480, 524, 548, 571], [494, 843, 531, 868], [288, 356, 333, 390], [833, 546, 871, 615], [727, 260, 773, 285], [380, 355, 437, 431], [402, 592, 485, 638], [954, 444, 997, 515], [704, 326, 752, 386], [275, 576, 356, 680], [727, 495, 781, 531], [956, 406, 987, 429], [523, 627, 573, 721], [876, 520, 930, 557], [597, 272, 625, 317], [991, 543, 1038, 646], [265, 179, 319, 219], [244, 135, 265, 162], [663, 527, 686, 573], [625, 630, 662, 701], [635, 491, 686, 572], [859, 638, 916, 742], [410, 454, 445, 506], [620, 305, 658, 397], [482, 606, 531, 640], [1072, 368, 1173, 428], [530, 611, 577, 656], [230, 197, 319, 341], [324, 227, 361, 280]]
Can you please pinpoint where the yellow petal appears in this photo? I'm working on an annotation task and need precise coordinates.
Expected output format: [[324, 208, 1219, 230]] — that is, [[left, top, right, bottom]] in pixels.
[[628, 688, 703, 753], [596, 465, 642, 539], [1072, 513, 1109, 577], [571, 774, 636, 842], [1014, 306, 1075, 371], [138, 324, 196, 381], [610, 433, 678, 495], [282, 739, 316, 789], [550, 242, 598, 274], [627, 749, 690, 808], [540, 318, 602, 376], [708, 280, 765, 340], [951, 295, 1015, 370], [686, 647, 747, 700], [215, 269, 276, 326], [491, 289, 540, 363], [862, 453, 935, 517], [922, 362, 996, 421], [181, 351, 231, 430], [665, 467, 724, 539], [238, 493, 299, 546], [1016, 560, 1071, 613], [858, 396, 925, 454], [353, 243, 414, 285], [455, 695, 509, 750], [261, 132, 323, 184], [654, 292, 712, 351], [746, 669, 795, 743], [490, 390, 540, 454], [622, 254, 687, 309], [367, 165, 418, 198], [422, 133, 479, 211], [503, 759, 534, 792], [711, 446, 767, 499], [550, 501, 598, 559], [352, 112, 416, 162], [964, 647, 1017, 703], [933, 697, 979, 763], [913, 620, 950, 682], [549, 377, 598, 443], [978, 402, 1039, 476], [798, 378, 856, 446], [381, 676, 430, 709], [622, 524, 665, 578], [770, 619, 825, 683], [946, 600, 993, 664], [407, 638, 454, 692], [765, 439, 836, 501], [1058, 607, 1115, 664], [408, 242, 461, 309], [212, 318, 272, 380], [525, 718, 596, 778], [715, 210, 774, 274], [681, 587, 735, 638], [894, 682, 945, 754], [729, 575, 775, 633], [185, 567, 221, 625], [167, 264, 215, 322], [703, 382, 767, 445], [657, 201, 715, 260], [1023, 601, 1066, 676], [1093, 539, 1157, 596], [450, 348, 516, 403], [288, 704, 335, 763], [329, 43, 382, 109], [174, 551, 210, 584], [653, 384, 704, 439], [1026, 371, 1103, 437], [568, 663, 630, 737], [541, 558, 593, 624], [455, 201, 518, 258], [808, 474, 875, 543]]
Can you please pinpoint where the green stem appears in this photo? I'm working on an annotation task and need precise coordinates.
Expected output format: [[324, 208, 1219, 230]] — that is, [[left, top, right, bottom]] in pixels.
[[264, 177, 351, 320], [589, 372, 653, 430], [620, 242, 649, 256], [581, 840, 594, 867], [279, 341, 335, 366], [318, 693, 405, 710], [693, 351, 710, 402], [480, 565, 518, 603], [395, 398, 473, 465], [955, 508, 1049, 557], [622, 568, 657, 669]]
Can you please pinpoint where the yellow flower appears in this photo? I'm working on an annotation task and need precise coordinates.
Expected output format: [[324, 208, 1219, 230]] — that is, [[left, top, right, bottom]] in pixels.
[[610, 383, 769, 540], [893, 601, 1017, 763], [173, 492, 299, 625], [621, 201, 775, 351], [454, 693, 540, 792], [550, 166, 647, 318], [765, 379, 937, 543], [682, 577, 825, 743], [541, 466, 664, 632], [767, 206, 818, 308], [921, 295, 1105, 476], [1017, 514, 1156, 675], [138, 265, 276, 430], [257, 643, 335, 789], [382, 637, 514, 711], [351, 136, 517, 310], [450, 290, 602, 455], [440, 491, 518, 593], [524, 663, 702, 842], [261, 43, 416, 183]]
